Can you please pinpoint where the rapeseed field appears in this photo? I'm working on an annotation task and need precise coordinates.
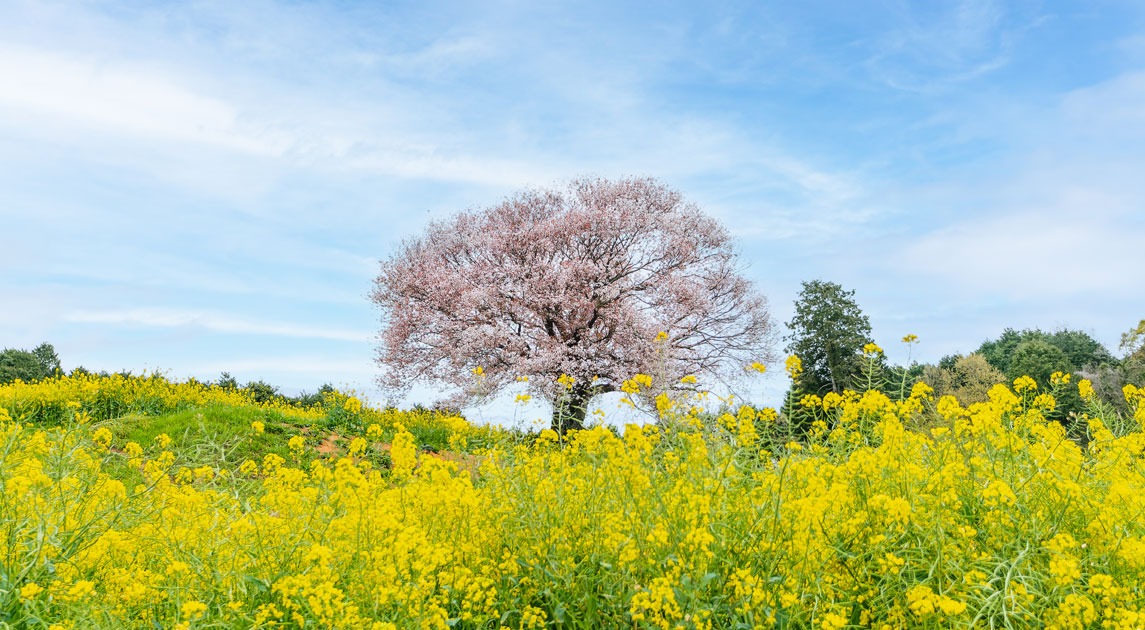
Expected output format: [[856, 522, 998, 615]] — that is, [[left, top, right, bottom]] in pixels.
[[2, 366, 1144, 628]]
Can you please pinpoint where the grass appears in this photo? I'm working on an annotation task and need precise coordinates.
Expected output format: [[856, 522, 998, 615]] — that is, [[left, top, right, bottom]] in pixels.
[[93, 403, 506, 489]]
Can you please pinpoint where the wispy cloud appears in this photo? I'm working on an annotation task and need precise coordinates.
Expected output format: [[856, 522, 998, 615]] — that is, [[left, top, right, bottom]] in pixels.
[[0, 45, 287, 156], [186, 357, 374, 377], [64, 309, 372, 343], [864, 0, 1017, 92]]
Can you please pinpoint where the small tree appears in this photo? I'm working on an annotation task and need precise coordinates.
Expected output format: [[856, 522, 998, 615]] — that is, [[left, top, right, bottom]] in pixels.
[[0, 342, 62, 384], [1122, 319, 1145, 363], [372, 177, 776, 432], [784, 280, 873, 395], [32, 343, 61, 377], [922, 353, 1006, 405], [244, 380, 279, 404], [0, 349, 47, 384], [217, 372, 239, 390]]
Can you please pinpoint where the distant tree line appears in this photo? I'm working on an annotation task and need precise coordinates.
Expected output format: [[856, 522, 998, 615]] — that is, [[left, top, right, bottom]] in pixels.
[[782, 280, 1145, 437], [0, 343, 62, 383]]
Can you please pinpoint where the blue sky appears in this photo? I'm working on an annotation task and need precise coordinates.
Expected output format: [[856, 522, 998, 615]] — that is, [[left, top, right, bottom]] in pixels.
[[3, 0, 1144, 418]]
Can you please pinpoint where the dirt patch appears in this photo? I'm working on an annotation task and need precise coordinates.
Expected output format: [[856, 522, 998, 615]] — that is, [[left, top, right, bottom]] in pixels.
[[315, 433, 342, 456]]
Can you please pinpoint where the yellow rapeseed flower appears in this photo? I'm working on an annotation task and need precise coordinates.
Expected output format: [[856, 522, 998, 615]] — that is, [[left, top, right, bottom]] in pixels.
[[1078, 379, 1096, 401], [1013, 375, 1038, 393], [181, 601, 208, 620], [785, 355, 803, 380]]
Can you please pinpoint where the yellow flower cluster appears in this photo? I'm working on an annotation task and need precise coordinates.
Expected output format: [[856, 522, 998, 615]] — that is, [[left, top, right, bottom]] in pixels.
[[621, 373, 654, 394], [1, 364, 1144, 628], [0, 372, 324, 424], [785, 355, 803, 380]]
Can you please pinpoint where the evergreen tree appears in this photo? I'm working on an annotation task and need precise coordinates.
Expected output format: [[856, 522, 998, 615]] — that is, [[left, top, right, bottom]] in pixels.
[[785, 280, 874, 395]]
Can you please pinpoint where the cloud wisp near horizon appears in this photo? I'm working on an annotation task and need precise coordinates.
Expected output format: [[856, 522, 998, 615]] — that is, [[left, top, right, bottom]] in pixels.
[[3, 0, 1144, 419]]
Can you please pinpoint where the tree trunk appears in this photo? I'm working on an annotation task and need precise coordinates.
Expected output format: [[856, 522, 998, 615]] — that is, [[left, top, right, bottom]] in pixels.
[[551, 385, 592, 434]]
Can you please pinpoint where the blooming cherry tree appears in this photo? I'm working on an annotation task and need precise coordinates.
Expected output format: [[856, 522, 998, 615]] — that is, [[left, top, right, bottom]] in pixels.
[[372, 177, 775, 432]]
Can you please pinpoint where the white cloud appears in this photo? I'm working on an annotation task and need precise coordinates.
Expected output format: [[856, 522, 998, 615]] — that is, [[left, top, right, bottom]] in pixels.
[[0, 43, 556, 189], [0, 44, 290, 156], [900, 211, 1144, 298], [890, 67, 1145, 301]]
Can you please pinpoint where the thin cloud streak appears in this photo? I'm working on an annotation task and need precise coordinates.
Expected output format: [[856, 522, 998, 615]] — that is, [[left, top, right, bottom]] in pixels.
[[64, 309, 372, 343]]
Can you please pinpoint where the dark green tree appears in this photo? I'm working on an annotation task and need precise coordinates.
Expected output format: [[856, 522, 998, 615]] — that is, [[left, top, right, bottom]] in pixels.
[[0, 342, 62, 384], [978, 328, 1120, 434], [785, 280, 874, 395], [31, 343, 61, 377], [977, 328, 1040, 377], [1049, 329, 1117, 371], [217, 372, 239, 390], [244, 380, 279, 404], [0, 349, 48, 384], [1009, 339, 1070, 384], [977, 328, 1117, 381]]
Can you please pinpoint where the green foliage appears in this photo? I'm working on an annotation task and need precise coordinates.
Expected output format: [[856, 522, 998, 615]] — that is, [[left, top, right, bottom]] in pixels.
[[784, 280, 873, 395], [243, 380, 279, 404], [1050, 329, 1117, 370], [0, 342, 62, 384], [31, 343, 61, 376], [937, 354, 960, 371], [884, 361, 925, 399], [0, 349, 47, 384], [291, 383, 336, 408], [216, 372, 238, 390], [977, 328, 1034, 376], [977, 327, 1117, 382], [1122, 319, 1145, 362], [108, 405, 300, 471], [922, 353, 1006, 405], [1009, 339, 1070, 385]]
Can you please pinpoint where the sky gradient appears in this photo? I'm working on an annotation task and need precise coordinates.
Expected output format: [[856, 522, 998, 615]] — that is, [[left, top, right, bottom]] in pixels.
[[3, 0, 1144, 420]]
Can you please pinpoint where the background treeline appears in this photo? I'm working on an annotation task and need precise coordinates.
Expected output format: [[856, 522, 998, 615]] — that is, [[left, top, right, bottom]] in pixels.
[[782, 280, 1145, 437], [7, 302, 1143, 434]]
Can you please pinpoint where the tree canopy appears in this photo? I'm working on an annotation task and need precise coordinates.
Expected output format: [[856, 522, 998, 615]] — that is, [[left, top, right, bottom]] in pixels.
[[784, 280, 873, 396], [0, 343, 60, 384], [373, 177, 775, 432], [922, 353, 1006, 405], [1122, 319, 1145, 363], [976, 328, 1116, 382]]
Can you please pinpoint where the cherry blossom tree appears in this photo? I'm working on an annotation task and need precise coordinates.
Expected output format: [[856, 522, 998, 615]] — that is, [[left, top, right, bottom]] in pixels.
[[372, 177, 775, 432]]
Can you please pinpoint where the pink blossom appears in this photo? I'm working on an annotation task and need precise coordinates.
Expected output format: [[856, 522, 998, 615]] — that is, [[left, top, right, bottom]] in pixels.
[[372, 177, 775, 431]]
